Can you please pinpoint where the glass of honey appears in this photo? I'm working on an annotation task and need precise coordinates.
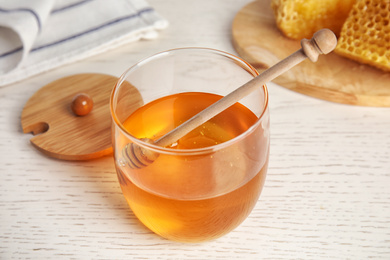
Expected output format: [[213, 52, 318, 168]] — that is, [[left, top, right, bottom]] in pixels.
[[110, 48, 269, 243]]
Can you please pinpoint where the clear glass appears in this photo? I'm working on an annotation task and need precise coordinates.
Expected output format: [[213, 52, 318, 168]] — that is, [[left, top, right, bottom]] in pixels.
[[110, 48, 270, 243]]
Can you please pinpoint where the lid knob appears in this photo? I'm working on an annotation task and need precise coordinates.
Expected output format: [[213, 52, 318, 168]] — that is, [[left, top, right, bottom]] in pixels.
[[71, 93, 94, 116]]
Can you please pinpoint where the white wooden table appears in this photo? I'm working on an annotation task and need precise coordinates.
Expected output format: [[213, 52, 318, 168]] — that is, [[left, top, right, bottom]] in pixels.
[[1, 0, 390, 259]]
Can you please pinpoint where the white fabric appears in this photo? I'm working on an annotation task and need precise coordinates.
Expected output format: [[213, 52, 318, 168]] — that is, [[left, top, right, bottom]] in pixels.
[[0, 0, 168, 86]]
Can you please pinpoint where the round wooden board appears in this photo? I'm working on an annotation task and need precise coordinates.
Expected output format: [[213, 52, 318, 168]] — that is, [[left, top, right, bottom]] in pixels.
[[21, 73, 142, 161], [232, 0, 390, 107]]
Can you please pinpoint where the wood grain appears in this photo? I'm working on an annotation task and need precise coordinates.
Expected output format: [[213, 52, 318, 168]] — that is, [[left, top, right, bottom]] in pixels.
[[21, 74, 142, 160], [232, 0, 390, 107]]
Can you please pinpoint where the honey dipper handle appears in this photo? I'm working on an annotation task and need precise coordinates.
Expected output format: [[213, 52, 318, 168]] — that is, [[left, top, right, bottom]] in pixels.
[[155, 29, 337, 147]]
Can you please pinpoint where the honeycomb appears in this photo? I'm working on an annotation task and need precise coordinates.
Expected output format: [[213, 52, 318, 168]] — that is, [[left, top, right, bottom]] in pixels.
[[271, 0, 356, 40], [335, 0, 390, 72]]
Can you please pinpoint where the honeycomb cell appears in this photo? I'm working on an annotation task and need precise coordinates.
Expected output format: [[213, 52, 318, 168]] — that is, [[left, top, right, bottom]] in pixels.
[[374, 15, 382, 24]]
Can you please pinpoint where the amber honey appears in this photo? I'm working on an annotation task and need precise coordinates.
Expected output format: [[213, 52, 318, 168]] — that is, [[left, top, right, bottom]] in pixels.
[[116, 92, 268, 242]]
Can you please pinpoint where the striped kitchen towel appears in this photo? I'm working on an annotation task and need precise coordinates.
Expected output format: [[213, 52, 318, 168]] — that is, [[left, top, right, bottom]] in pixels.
[[0, 0, 168, 86]]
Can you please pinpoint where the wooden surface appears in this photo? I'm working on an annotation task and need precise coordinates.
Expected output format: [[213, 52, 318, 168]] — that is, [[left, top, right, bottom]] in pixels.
[[21, 74, 118, 160], [232, 0, 390, 107], [1, 0, 390, 259]]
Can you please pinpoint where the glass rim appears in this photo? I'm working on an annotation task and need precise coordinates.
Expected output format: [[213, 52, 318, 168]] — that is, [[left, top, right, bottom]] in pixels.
[[110, 47, 269, 155]]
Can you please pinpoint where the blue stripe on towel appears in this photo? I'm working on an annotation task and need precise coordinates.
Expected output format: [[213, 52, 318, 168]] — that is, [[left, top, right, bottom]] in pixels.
[[0, 7, 154, 58], [32, 7, 154, 52], [0, 7, 41, 30], [0, 47, 23, 58], [51, 0, 93, 14]]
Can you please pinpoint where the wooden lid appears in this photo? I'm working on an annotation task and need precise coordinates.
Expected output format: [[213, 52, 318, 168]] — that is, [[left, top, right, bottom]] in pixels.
[[21, 73, 135, 160]]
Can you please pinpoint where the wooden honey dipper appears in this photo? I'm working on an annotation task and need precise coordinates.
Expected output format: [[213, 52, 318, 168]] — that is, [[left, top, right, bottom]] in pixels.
[[122, 29, 337, 168]]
